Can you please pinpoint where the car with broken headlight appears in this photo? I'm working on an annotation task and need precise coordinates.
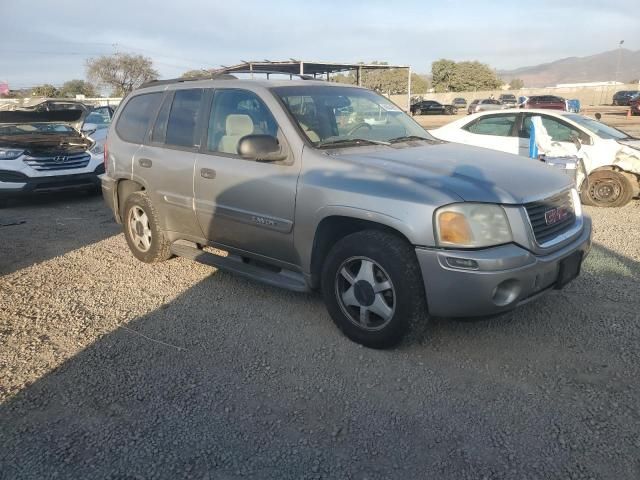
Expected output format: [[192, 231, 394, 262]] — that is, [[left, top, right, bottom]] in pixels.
[[101, 78, 591, 348]]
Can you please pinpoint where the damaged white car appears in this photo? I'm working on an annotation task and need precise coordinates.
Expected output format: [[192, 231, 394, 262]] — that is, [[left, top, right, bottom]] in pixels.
[[431, 109, 640, 207]]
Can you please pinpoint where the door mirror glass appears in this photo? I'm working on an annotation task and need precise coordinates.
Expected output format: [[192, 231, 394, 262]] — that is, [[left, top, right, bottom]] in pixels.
[[237, 134, 286, 162]]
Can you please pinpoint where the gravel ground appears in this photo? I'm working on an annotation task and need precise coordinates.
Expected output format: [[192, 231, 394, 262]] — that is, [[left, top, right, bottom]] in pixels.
[[1, 192, 639, 480]]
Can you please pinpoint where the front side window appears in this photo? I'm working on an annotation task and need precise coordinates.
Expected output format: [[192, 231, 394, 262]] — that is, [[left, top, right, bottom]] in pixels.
[[521, 115, 581, 142], [206, 89, 278, 155], [116, 93, 162, 144], [273, 85, 434, 147], [464, 115, 516, 137], [165, 89, 203, 148]]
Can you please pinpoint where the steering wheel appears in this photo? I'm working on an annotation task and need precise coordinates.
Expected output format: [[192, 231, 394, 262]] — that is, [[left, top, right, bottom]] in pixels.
[[346, 122, 372, 137]]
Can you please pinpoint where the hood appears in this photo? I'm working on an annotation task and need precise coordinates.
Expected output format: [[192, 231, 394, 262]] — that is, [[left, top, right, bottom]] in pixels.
[[330, 142, 573, 204], [0, 110, 86, 131], [618, 138, 640, 151]]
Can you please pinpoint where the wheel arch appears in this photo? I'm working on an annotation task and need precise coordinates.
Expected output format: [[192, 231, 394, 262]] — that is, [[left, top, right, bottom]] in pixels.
[[115, 179, 146, 222], [308, 215, 415, 289]]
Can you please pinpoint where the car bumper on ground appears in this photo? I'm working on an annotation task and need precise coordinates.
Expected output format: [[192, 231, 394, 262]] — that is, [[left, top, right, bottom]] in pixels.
[[416, 216, 592, 318], [0, 166, 103, 196]]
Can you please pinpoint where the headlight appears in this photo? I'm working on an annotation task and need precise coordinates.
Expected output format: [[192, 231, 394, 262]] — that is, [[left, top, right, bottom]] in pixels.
[[0, 149, 25, 160], [435, 203, 512, 248], [90, 142, 104, 155]]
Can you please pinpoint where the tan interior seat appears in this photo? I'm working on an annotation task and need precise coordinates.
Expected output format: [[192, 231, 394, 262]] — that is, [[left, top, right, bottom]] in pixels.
[[219, 114, 254, 154]]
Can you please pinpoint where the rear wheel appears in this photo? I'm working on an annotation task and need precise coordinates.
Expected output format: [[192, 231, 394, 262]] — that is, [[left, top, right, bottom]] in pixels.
[[580, 170, 634, 208], [321, 230, 427, 349], [122, 192, 172, 263]]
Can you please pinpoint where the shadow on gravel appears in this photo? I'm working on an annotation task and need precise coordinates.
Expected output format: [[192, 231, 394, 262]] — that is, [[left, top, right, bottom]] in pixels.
[[2, 242, 640, 479], [0, 191, 119, 275]]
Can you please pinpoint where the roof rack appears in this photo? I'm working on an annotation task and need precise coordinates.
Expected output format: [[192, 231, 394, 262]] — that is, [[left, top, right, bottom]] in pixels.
[[138, 73, 237, 89]]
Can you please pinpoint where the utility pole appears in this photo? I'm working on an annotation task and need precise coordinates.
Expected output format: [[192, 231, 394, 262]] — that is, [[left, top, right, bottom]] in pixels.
[[614, 40, 624, 84]]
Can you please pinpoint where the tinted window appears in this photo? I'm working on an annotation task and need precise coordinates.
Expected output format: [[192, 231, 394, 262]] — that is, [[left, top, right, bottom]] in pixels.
[[165, 89, 203, 148], [116, 93, 162, 143], [521, 115, 581, 142], [465, 115, 516, 136], [207, 89, 278, 155], [151, 94, 172, 143]]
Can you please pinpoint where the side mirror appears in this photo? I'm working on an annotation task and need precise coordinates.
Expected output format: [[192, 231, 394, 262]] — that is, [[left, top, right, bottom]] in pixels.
[[237, 134, 287, 162], [82, 123, 97, 135]]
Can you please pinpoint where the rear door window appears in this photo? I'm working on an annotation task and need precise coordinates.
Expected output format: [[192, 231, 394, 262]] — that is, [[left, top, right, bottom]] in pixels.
[[115, 93, 162, 143], [464, 114, 517, 136], [165, 89, 204, 148]]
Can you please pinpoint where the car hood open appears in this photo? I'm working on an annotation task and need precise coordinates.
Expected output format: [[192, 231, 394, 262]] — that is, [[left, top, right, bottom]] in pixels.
[[0, 110, 86, 130], [331, 142, 573, 204]]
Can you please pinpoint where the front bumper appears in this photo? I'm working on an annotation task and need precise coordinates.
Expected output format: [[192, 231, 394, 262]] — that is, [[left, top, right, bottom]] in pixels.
[[0, 165, 103, 196], [416, 216, 592, 317]]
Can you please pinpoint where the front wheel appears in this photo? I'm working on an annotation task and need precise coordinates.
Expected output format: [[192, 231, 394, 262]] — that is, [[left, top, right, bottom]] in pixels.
[[580, 170, 635, 207], [321, 230, 427, 349]]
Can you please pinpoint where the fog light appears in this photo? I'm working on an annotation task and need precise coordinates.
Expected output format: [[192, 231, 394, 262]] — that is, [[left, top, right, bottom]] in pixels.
[[445, 257, 479, 270], [492, 279, 521, 306]]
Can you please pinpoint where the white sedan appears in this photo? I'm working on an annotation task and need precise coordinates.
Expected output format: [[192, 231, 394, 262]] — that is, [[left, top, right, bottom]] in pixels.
[[430, 109, 640, 207]]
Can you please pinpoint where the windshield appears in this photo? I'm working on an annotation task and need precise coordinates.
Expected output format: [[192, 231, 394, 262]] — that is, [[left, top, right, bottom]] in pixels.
[[564, 114, 631, 140], [0, 123, 76, 136], [272, 85, 434, 147]]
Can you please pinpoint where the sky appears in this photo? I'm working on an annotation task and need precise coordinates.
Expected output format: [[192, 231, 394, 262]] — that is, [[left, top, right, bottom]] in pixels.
[[1, 0, 639, 89]]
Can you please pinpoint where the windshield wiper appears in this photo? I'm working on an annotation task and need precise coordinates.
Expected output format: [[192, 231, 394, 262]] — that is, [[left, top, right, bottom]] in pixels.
[[387, 135, 431, 144], [316, 138, 390, 148]]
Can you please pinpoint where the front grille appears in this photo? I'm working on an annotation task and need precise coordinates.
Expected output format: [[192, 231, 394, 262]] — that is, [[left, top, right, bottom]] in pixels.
[[525, 190, 576, 245], [23, 152, 91, 172]]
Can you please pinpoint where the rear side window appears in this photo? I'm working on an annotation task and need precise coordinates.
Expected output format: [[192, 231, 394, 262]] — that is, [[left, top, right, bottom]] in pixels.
[[464, 115, 517, 136], [115, 93, 162, 143], [165, 89, 203, 148]]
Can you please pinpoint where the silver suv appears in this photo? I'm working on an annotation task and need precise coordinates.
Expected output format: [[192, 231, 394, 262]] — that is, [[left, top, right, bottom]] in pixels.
[[101, 78, 591, 348]]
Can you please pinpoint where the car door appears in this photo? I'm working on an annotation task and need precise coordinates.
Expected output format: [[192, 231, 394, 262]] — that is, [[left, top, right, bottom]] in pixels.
[[455, 113, 520, 153], [133, 89, 204, 238], [517, 113, 583, 158], [193, 88, 300, 264]]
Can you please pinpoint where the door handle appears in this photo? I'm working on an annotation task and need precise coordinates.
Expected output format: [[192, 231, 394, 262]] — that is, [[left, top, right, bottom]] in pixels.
[[138, 158, 152, 168], [200, 168, 216, 179]]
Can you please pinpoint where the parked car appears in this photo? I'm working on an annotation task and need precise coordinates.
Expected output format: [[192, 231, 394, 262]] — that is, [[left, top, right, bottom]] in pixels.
[[467, 98, 503, 114], [522, 95, 566, 111], [410, 100, 457, 115], [612, 90, 640, 106], [0, 107, 106, 196], [430, 109, 640, 207], [102, 78, 591, 348], [499, 94, 518, 107], [630, 94, 640, 116], [452, 97, 467, 108]]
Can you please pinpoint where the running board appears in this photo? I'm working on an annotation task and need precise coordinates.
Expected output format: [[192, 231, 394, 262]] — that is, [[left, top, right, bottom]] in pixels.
[[170, 244, 309, 293]]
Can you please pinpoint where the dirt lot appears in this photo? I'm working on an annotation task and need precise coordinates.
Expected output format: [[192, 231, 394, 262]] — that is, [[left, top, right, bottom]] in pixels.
[[1, 127, 640, 478]]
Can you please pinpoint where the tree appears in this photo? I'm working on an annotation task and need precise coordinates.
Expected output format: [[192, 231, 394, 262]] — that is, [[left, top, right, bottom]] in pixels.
[[509, 78, 525, 89], [431, 59, 456, 92], [59, 79, 97, 98], [330, 63, 426, 95], [31, 84, 59, 97], [86, 53, 158, 96], [431, 59, 502, 92], [181, 69, 212, 79]]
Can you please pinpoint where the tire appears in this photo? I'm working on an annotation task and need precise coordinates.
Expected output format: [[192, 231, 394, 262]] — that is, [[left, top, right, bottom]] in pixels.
[[580, 170, 634, 208], [415, 108, 422, 116], [122, 191, 172, 263], [321, 230, 427, 349]]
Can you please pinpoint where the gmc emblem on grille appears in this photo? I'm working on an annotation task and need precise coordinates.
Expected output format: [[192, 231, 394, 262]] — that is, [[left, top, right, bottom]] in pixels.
[[53, 156, 68, 163], [544, 206, 569, 225]]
